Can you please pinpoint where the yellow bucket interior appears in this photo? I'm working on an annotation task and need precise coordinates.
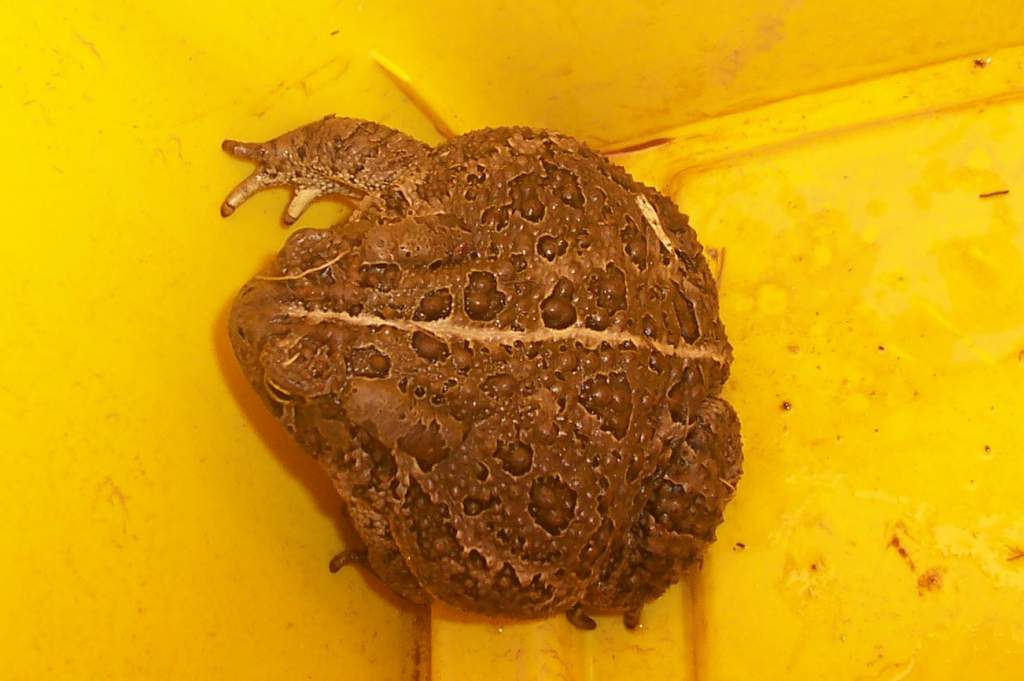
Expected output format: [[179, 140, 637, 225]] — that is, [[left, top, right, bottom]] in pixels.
[[4, 2, 1024, 679]]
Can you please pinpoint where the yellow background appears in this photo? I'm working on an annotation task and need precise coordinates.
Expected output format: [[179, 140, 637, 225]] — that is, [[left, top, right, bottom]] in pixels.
[[2, 2, 1023, 679]]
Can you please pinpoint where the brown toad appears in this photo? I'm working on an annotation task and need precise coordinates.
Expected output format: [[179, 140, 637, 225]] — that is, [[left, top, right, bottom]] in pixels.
[[221, 116, 742, 629]]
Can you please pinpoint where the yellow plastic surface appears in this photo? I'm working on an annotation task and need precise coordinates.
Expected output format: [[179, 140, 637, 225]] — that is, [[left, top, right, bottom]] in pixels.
[[637, 47, 1024, 680], [2, 2, 1023, 680]]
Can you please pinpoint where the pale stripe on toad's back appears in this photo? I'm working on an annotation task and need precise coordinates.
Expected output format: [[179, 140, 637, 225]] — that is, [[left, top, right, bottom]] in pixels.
[[286, 305, 731, 366], [635, 194, 677, 255]]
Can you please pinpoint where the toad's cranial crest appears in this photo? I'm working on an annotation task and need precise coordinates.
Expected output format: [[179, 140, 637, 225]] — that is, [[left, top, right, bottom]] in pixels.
[[222, 116, 742, 629]]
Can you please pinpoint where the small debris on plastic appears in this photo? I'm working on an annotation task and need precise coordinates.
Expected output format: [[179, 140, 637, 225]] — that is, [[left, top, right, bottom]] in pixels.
[[917, 569, 943, 594]]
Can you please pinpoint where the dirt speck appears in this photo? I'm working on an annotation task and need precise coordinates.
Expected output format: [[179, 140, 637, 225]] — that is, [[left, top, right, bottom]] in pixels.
[[733, 542, 746, 551], [888, 535, 916, 572], [917, 568, 943, 594], [75, 33, 103, 61], [780, 400, 792, 411], [96, 476, 128, 511]]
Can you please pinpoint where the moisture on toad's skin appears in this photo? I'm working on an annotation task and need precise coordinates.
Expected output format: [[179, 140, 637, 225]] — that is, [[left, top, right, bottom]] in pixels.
[[222, 115, 742, 629]]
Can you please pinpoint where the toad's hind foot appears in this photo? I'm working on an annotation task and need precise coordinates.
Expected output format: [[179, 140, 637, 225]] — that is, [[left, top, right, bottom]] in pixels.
[[220, 142, 344, 224], [565, 604, 597, 630], [328, 549, 368, 574], [220, 116, 430, 225], [220, 134, 356, 225]]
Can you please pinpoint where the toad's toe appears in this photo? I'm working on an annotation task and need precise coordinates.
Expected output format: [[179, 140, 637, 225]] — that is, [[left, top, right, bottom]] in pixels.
[[566, 604, 597, 630]]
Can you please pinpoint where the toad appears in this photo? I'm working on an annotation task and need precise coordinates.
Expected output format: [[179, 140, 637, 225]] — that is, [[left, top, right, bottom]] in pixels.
[[221, 116, 742, 629]]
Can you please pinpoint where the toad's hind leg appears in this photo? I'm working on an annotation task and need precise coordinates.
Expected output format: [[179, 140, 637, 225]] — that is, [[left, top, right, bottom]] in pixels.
[[220, 115, 430, 224], [327, 540, 430, 605], [582, 397, 742, 628]]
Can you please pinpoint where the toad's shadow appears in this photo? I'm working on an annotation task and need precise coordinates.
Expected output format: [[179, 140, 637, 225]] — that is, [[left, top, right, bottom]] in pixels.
[[213, 292, 419, 615]]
